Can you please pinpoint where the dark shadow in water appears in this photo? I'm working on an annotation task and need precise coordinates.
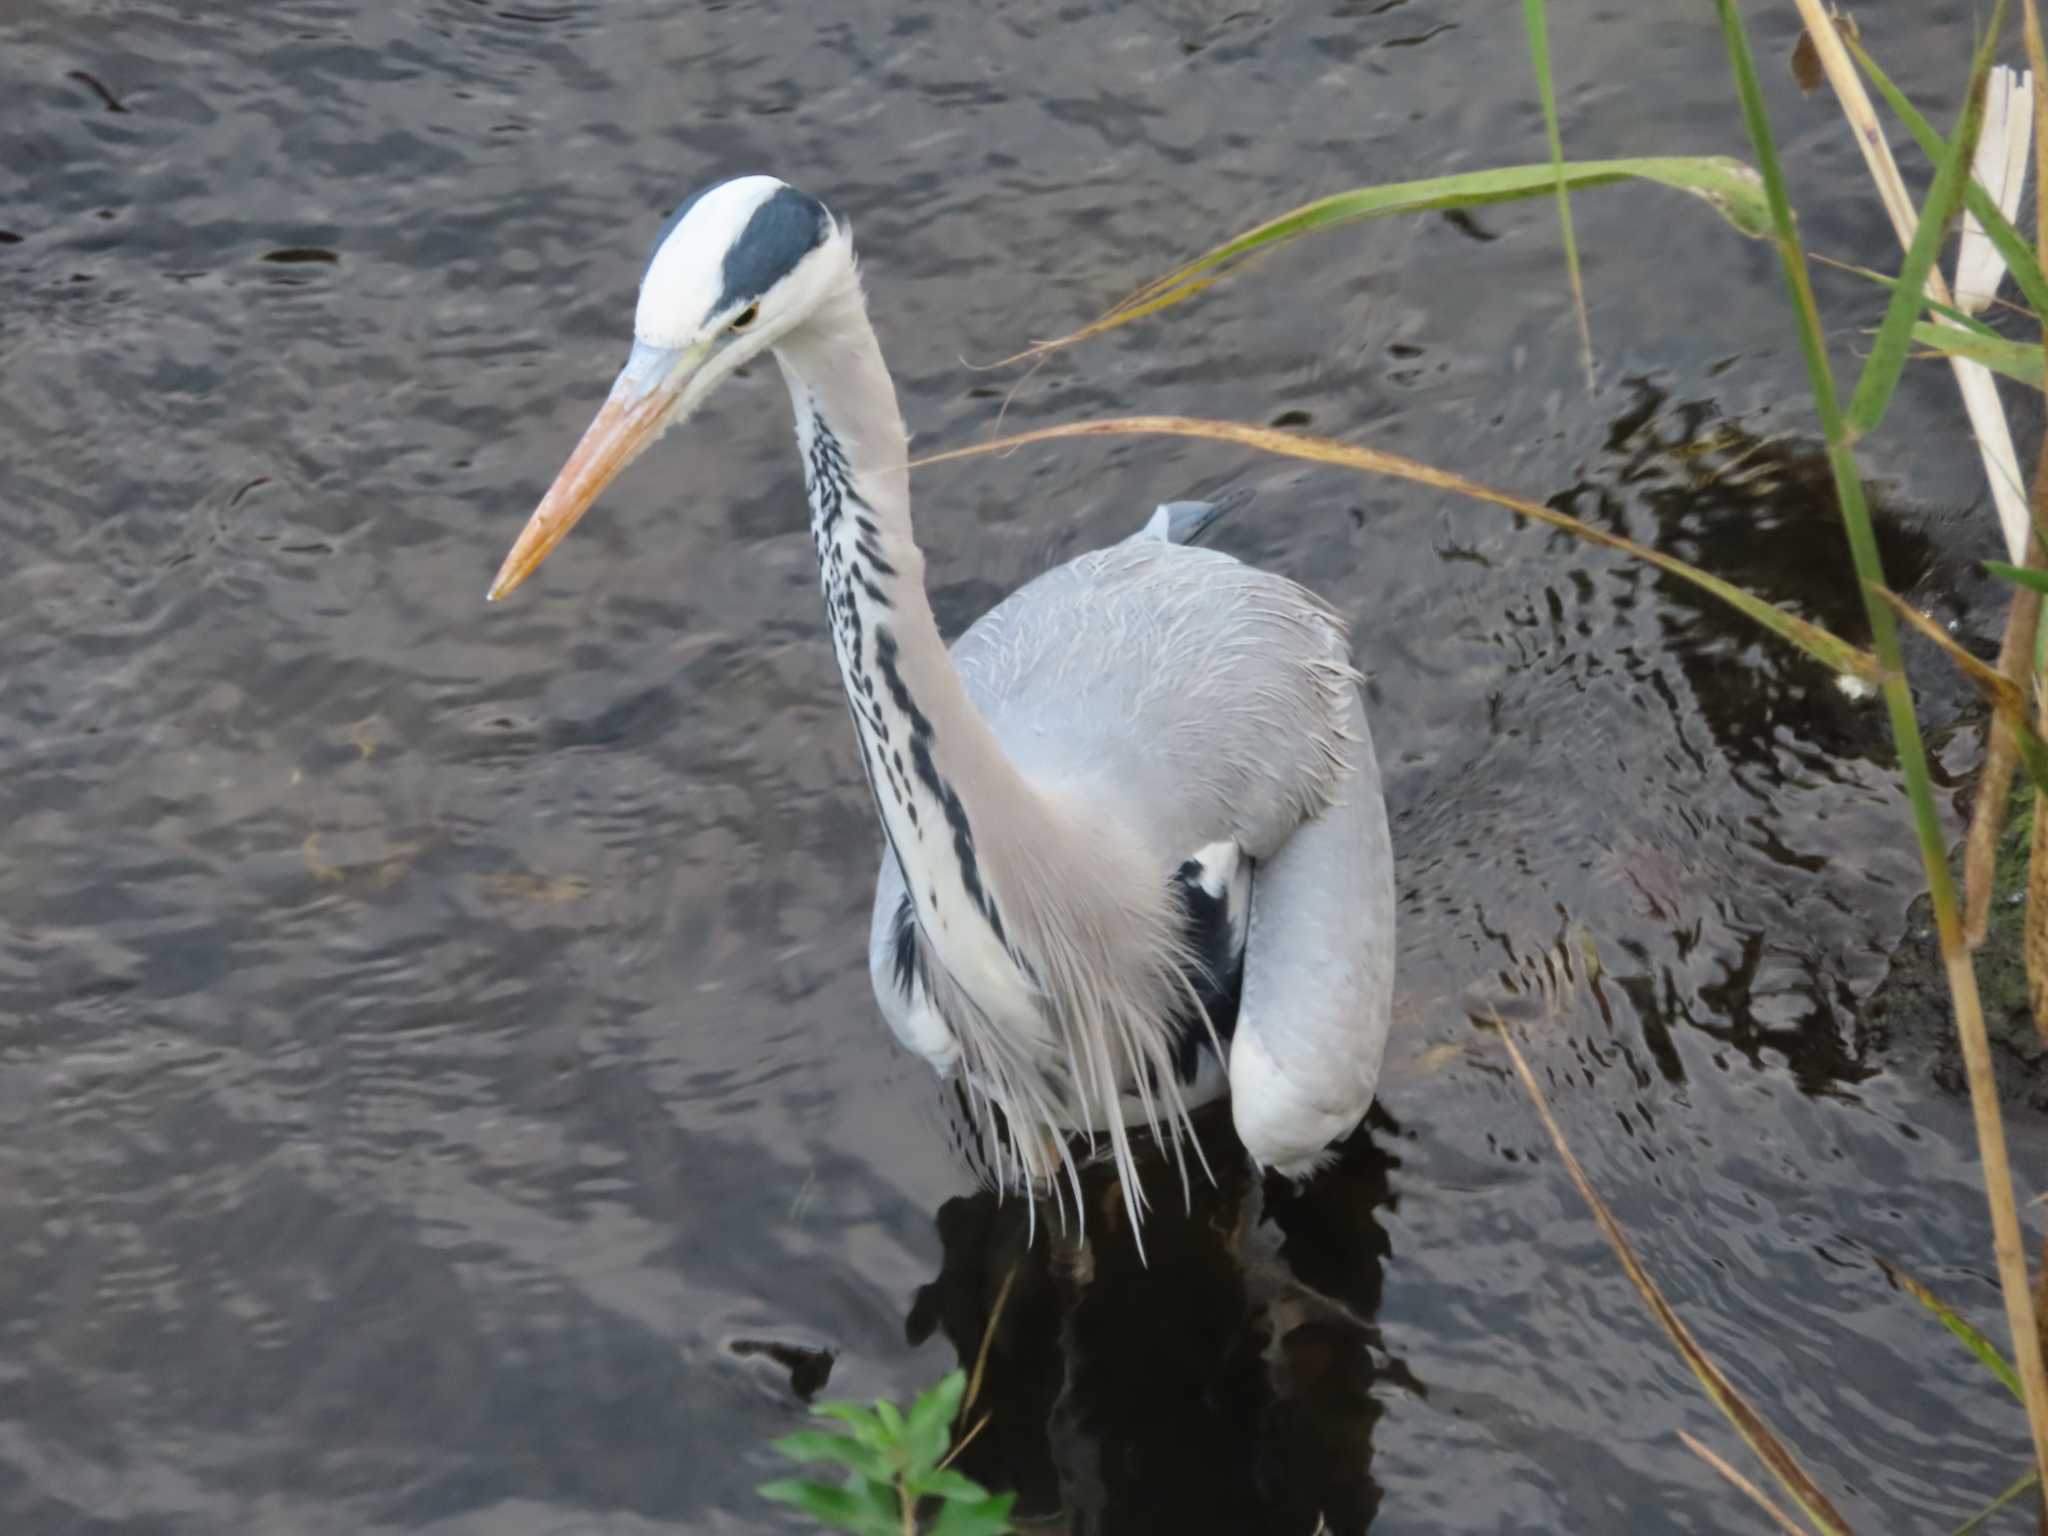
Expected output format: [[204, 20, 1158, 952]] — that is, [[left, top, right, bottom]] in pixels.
[[1550, 381, 1953, 780], [905, 1108, 1400, 1535], [1515, 384, 2008, 1102]]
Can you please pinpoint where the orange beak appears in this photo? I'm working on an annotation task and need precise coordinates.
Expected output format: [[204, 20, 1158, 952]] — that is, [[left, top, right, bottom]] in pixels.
[[486, 341, 702, 601]]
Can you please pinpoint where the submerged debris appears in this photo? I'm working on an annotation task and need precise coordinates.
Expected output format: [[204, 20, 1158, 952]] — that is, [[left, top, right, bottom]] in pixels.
[[728, 1337, 837, 1401]]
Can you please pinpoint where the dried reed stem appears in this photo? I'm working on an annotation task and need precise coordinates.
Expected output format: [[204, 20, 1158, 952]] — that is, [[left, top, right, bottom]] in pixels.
[[1790, 0, 2031, 556]]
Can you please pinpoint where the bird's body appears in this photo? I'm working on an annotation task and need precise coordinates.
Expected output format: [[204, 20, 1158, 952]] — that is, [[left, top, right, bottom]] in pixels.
[[865, 517, 1386, 1191], [489, 176, 1396, 1245]]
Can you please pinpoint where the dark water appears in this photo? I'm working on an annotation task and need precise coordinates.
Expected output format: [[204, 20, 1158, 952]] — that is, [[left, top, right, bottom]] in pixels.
[[4, 1, 2044, 1530]]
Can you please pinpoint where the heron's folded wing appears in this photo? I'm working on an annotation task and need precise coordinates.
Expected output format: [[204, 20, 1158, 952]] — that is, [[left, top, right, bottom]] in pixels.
[[1226, 687, 1396, 1172]]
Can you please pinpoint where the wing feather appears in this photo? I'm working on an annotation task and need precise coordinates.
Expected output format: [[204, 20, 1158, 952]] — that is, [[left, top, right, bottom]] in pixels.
[[865, 531, 1393, 1180], [1227, 686, 1395, 1171]]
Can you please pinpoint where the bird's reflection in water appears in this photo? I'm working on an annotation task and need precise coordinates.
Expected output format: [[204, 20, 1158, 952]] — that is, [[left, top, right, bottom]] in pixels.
[[906, 1107, 1398, 1534]]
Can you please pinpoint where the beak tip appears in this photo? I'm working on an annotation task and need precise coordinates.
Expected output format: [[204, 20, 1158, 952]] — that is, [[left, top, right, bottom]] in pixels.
[[488, 373, 662, 608], [485, 560, 524, 603]]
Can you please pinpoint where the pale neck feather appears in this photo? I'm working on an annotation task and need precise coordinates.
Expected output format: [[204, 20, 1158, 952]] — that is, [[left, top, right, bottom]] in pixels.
[[768, 271, 1206, 1240], [771, 281, 1042, 1012]]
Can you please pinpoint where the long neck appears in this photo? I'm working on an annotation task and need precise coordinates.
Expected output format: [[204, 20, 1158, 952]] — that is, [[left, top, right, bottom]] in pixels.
[[771, 277, 1213, 1222], [771, 281, 1048, 1005]]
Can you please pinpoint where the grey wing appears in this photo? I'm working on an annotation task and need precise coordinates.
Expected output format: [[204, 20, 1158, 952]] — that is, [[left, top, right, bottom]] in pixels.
[[945, 536, 1359, 867], [866, 506, 1393, 1158], [1226, 685, 1395, 1171]]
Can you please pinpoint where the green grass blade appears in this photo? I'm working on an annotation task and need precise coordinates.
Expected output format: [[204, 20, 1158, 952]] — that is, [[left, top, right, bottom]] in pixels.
[[1844, 18, 2001, 438], [1522, 0, 1593, 389], [1007, 157, 1768, 359], [1910, 320, 2045, 388], [1847, 31, 2048, 322], [1119, 159, 1769, 300], [1830, 258, 2004, 335], [1951, 1466, 2041, 1534], [1988, 559, 2048, 595], [1727, 0, 2048, 1487], [1876, 1257, 2027, 1399], [1721, 7, 1848, 442]]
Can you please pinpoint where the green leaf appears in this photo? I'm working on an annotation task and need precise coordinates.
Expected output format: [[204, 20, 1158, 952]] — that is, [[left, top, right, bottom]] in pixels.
[[1909, 321, 2045, 390], [929, 1491, 1019, 1536], [903, 1370, 968, 1474], [1988, 559, 2048, 597], [815, 1402, 893, 1451], [1952, 1466, 2042, 1534], [1877, 1256, 2027, 1401], [759, 1478, 889, 1535], [909, 1467, 993, 1503], [770, 1429, 890, 1480], [1846, 31, 2048, 324], [873, 1398, 905, 1440], [1844, 11, 2003, 438]]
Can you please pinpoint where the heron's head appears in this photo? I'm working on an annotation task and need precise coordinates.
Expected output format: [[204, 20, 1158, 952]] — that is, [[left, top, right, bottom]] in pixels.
[[487, 174, 845, 600]]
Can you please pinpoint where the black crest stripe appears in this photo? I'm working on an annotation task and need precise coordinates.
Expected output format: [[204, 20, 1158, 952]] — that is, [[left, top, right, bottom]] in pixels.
[[716, 185, 830, 315]]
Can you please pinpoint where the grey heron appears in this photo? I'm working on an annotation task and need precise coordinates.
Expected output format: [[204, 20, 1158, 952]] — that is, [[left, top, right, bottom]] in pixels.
[[488, 175, 1396, 1246]]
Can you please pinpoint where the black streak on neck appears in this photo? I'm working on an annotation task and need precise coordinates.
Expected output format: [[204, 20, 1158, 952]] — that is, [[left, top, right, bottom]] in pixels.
[[801, 414, 1008, 956], [873, 628, 1007, 949]]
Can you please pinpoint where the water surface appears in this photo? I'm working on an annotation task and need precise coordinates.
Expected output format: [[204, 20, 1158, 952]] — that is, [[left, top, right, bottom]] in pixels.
[[2, 1, 2042, 1531]]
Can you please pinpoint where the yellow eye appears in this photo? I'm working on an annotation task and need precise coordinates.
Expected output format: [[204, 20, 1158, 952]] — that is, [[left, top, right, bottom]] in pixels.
[[730, 304, 760, 332]]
